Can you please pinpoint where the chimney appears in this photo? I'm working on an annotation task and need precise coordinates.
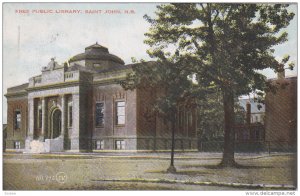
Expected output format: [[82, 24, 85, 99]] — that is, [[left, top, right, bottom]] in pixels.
[[246, 101, 251, 125]]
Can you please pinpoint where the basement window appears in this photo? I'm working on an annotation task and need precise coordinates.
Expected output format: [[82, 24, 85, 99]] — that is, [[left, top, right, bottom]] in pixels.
[[115, 140, 125, 150], [14, 141, 21, 149], [96, 140, 104, 150]]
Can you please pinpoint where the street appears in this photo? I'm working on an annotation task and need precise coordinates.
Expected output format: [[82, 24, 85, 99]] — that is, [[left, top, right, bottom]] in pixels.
[[3, 152, 296, 190]]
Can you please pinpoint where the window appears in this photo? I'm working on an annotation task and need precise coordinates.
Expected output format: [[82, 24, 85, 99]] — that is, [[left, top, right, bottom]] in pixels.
[[116, 101, 125, 125], [178, 111, 184, 127], [96, 140, 104, 150], [14, 141, 21, 149], [38, 106, 42, 129], [68, 103, 73, 127], [115, 140, 125, 150], [188, 112, 193, 127], [255, 116, 258, 123], [95, 102, 104, 127], [14, 110, 21, 129]]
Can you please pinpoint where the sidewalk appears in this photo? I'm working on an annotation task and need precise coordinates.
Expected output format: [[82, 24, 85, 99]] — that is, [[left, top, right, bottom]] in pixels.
[[4, 151, 292, 159]]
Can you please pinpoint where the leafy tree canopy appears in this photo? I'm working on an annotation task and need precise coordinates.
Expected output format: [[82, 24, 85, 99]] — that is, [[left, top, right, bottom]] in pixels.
[[143, 3, 295, 96]]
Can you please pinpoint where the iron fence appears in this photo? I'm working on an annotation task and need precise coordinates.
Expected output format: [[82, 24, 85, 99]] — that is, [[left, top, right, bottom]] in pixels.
[[198, 140, 297, 153]]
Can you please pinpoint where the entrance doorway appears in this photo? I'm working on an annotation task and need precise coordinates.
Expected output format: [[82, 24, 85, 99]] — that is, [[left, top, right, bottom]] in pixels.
[[51, 109, 61, 139]]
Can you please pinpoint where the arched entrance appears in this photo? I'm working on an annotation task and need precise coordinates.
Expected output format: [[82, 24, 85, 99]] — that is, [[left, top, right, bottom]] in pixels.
[[51, 108, 61, 139]]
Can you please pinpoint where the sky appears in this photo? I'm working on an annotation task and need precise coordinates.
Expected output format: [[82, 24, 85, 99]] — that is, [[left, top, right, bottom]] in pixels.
[[2, 3, 298, 123]]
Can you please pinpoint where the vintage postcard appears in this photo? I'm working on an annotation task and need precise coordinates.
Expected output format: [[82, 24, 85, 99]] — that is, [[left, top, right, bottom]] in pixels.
[[2, 2, 298, 193]]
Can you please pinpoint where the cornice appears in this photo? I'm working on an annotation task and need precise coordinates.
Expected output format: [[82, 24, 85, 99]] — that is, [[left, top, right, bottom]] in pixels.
[[26, 81, 80, 92], [4, 91, 27, 98]]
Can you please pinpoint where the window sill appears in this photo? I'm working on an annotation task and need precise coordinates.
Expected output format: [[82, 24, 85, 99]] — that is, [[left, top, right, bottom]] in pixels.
[[115, 124, 125, 127]]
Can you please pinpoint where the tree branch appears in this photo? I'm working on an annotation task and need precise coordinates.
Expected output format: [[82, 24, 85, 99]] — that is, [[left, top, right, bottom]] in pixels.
[[213, 10, 220, 23], [200, 3, 208, 15]]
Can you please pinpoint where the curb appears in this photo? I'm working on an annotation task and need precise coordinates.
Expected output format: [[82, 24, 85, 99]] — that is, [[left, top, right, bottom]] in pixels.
[[3, 153, 208, 160], [3, 152, 293, 161], [91, 178, 296, 190]]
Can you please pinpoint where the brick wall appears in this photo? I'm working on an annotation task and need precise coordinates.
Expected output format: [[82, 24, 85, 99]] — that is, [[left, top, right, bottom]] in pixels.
[[265, 77, 297, 148], [91, 83, 137, 150], [6, 97, 28, 149], [136, 87, 198, 150]]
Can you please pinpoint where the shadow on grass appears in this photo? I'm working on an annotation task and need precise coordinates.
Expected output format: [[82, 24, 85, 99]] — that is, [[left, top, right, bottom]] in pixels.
[[146, 170, 211, 176], [233, 163, 274, 169], [180, 163, 274, 169]]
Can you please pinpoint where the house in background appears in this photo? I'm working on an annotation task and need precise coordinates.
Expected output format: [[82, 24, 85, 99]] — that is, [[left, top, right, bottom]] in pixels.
[[238, 99, 265, 124], [4, 43, 198, 153], [234, 70, 297, 152], [235, 98, 265, 142]]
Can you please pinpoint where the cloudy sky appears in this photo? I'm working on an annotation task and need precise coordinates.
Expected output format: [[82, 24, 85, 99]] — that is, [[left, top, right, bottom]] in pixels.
[[2, 3, 297, 123]]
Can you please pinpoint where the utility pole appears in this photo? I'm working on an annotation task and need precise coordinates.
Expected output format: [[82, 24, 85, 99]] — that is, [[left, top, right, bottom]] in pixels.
[[167, 114, 177, 173], [17, 25, 20, 57]]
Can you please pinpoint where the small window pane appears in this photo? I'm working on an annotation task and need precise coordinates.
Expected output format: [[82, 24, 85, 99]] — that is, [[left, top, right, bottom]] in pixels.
[[96, 140, 104, 150], [14, 141, 21, 149], [115, 140, 125, 150], [101, 140, 104, 149], [15, 111, 21, 129], [117, 116, 125, 125], [188, 112, 192, 126], [95, 103, 104, 127], [117, 107, 125, 115], [117, 102, 125, 107], [38, 108, 42, 129], [69, 105, 73, 127], [116, 101, 125, 125]]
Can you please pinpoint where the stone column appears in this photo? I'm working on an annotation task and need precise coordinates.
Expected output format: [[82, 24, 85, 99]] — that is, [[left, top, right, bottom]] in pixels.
[[25, 97, 34, 151], [61, 94, 66, 138], [27, 97, 34, 139], [41, 97, 47, 140], [70, 93, 80, 151]]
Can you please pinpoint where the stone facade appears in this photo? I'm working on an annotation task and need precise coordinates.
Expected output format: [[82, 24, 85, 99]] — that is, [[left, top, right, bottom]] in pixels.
[[5, 43, 198, 153]]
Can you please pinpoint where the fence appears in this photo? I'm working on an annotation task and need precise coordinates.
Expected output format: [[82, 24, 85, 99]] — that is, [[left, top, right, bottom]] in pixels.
[[198, 140, 297, 153]]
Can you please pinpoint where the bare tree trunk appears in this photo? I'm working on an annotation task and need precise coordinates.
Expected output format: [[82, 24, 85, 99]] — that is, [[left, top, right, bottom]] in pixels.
[[220, 88, 236, 167]]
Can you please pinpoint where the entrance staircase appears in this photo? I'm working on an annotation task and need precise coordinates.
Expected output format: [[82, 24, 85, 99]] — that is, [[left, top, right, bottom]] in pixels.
[[24, 136, 64, 153]]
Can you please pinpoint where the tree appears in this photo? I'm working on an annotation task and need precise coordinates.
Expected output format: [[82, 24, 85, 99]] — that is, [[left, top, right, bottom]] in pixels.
[[197, 92, 247, 150], [121, 60, 207, 172], [143, 3, 294, 166], [197, 90, 224, 142]]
